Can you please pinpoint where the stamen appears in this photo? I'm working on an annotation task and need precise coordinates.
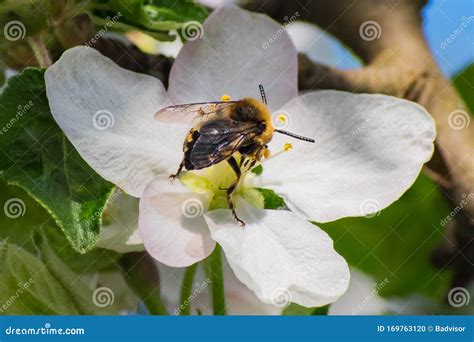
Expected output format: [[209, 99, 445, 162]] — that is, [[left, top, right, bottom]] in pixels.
[[221, 94, 231, 102], [276, 113, 287, 125], [257, 142, 293, 168]]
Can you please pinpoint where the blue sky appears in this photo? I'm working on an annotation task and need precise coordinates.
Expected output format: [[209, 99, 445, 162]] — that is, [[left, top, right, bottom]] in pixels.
[[423, 0, 474, 76]]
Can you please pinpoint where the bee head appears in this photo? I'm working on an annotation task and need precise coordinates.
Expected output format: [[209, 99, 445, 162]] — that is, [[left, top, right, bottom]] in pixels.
[[233, 98, 269, 122]]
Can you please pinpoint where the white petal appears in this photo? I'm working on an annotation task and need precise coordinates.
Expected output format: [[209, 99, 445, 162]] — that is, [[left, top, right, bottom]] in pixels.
[[139, 175, 215, 267], [262, 91, 436, 222], [96, 189, 144, 253], [204, 201, 350, 307], [168, 5, 297, 111], [45, 46, 185, 197]]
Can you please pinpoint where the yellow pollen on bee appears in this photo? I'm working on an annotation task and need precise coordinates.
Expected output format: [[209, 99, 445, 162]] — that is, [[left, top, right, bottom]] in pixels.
[[284, 143, 293, 152], [263, 149, 271, 159], [276, 114, 287, 124], [221, 94, 231, 102]]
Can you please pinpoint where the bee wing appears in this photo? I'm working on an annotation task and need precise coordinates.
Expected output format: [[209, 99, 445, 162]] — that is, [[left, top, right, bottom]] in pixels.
[[187, 119, 261, 170], [154, 101, 237, 124]]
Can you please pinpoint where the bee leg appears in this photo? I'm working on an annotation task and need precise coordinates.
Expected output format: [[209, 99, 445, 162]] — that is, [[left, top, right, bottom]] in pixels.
[[169, 160, 184, 180], [226, 156, 245, 227], [248, 159, 257, 170]]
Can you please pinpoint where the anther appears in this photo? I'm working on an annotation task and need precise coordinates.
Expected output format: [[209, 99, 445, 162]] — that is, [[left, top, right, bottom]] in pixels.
[[276, 113, 287, 124]]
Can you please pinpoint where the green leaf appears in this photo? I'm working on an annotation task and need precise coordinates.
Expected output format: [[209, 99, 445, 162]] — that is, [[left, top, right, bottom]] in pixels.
[[452, 63, 474, 113], [283, 303, 329, 315], [34, 232, 118, 314], [42, 225, 120, 274], [256, 188, 285, 209], [251, 164, 263, 175], [319, 174, 452, 299], [0, 180, 120, 273], [0, 240, 116, 314], [89, 0, 207, 41], [0, 68, 114, 253]]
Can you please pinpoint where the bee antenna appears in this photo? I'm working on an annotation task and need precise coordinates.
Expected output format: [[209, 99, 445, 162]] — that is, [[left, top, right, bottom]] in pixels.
[[258, 84, 267, 105], [275, 129, 315, 143]]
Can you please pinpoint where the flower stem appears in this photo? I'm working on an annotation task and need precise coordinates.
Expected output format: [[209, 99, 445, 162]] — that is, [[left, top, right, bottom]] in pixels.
[[179, 263, 198, 315], [206, 245, 227, 315], [27, 35, 52, 68], [119, 252, 168, 315]]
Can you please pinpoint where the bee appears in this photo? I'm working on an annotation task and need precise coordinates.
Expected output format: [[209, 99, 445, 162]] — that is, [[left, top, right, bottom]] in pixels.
[[155, 85, 315, 225]]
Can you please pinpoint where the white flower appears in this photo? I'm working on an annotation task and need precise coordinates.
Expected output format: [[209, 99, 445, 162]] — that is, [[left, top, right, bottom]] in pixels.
[[44, 5, 435, 308]]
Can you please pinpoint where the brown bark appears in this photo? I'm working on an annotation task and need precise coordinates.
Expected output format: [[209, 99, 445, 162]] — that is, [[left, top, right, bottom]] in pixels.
[[245, 0, 473, 288]]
